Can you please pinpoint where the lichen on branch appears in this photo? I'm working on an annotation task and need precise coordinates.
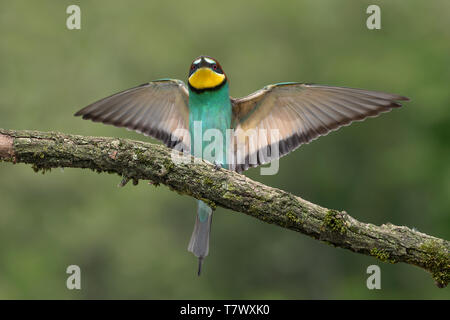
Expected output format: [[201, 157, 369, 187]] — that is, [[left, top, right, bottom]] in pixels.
[[0, 128, 449, 288]]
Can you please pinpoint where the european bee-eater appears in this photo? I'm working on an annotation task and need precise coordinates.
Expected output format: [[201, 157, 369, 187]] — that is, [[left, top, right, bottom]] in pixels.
[[75, 56, 409, 275]]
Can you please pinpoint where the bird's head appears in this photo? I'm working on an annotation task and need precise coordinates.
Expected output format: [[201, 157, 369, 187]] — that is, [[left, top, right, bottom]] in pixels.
[[188, 56, 226, 92]]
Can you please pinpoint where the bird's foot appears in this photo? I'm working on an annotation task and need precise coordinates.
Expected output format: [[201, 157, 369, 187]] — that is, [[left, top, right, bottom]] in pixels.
[[117, 177, 130, 187], [213, 160, 222, 171]]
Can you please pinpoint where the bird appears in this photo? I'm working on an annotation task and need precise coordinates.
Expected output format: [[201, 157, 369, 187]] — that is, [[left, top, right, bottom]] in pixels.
[[74, 55, 409, 275]]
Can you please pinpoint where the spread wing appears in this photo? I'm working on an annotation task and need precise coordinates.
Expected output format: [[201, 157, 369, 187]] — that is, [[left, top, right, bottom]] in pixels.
[[230, 83, 409, 172], [75, 79, 190, 150]]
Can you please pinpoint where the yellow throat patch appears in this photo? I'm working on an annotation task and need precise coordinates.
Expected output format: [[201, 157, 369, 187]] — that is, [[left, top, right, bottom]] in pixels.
[[189, 68, 225, 90]]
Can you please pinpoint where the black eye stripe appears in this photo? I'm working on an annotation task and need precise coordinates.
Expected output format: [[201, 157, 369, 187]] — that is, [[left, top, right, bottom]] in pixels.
[[188, 58, 224, 75], [211, 64, 223, 74]]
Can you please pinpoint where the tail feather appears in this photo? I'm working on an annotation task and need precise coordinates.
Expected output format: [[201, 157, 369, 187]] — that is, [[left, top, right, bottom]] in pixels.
[[188, 200, 213, 275]]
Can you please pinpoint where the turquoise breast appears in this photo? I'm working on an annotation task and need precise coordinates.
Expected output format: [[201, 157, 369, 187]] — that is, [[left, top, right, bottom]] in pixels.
[[188, 83, 232, 169]]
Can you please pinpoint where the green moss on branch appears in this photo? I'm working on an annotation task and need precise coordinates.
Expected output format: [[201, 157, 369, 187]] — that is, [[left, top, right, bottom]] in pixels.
[[0, 128, 449, 288]]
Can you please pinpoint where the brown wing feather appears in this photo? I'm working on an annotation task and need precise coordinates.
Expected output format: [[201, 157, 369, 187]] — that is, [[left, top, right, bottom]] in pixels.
[[75, 80, 190, 150], [230, 83, 409, 172]]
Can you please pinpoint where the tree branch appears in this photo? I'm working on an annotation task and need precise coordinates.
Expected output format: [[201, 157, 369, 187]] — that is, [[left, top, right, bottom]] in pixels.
[[0, 128, 448, 288]]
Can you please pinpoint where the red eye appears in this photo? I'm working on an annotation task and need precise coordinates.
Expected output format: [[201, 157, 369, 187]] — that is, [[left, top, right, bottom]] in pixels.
[[191, 65, 195, 70], [213, 65, 217, 70]]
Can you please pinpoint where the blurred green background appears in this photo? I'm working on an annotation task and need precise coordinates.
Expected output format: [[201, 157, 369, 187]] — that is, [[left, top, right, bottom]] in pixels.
[[0, 0, 449, 299]]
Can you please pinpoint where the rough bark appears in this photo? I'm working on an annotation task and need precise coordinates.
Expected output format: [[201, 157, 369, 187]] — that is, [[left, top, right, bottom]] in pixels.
[[0, 128, 449, 288]]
